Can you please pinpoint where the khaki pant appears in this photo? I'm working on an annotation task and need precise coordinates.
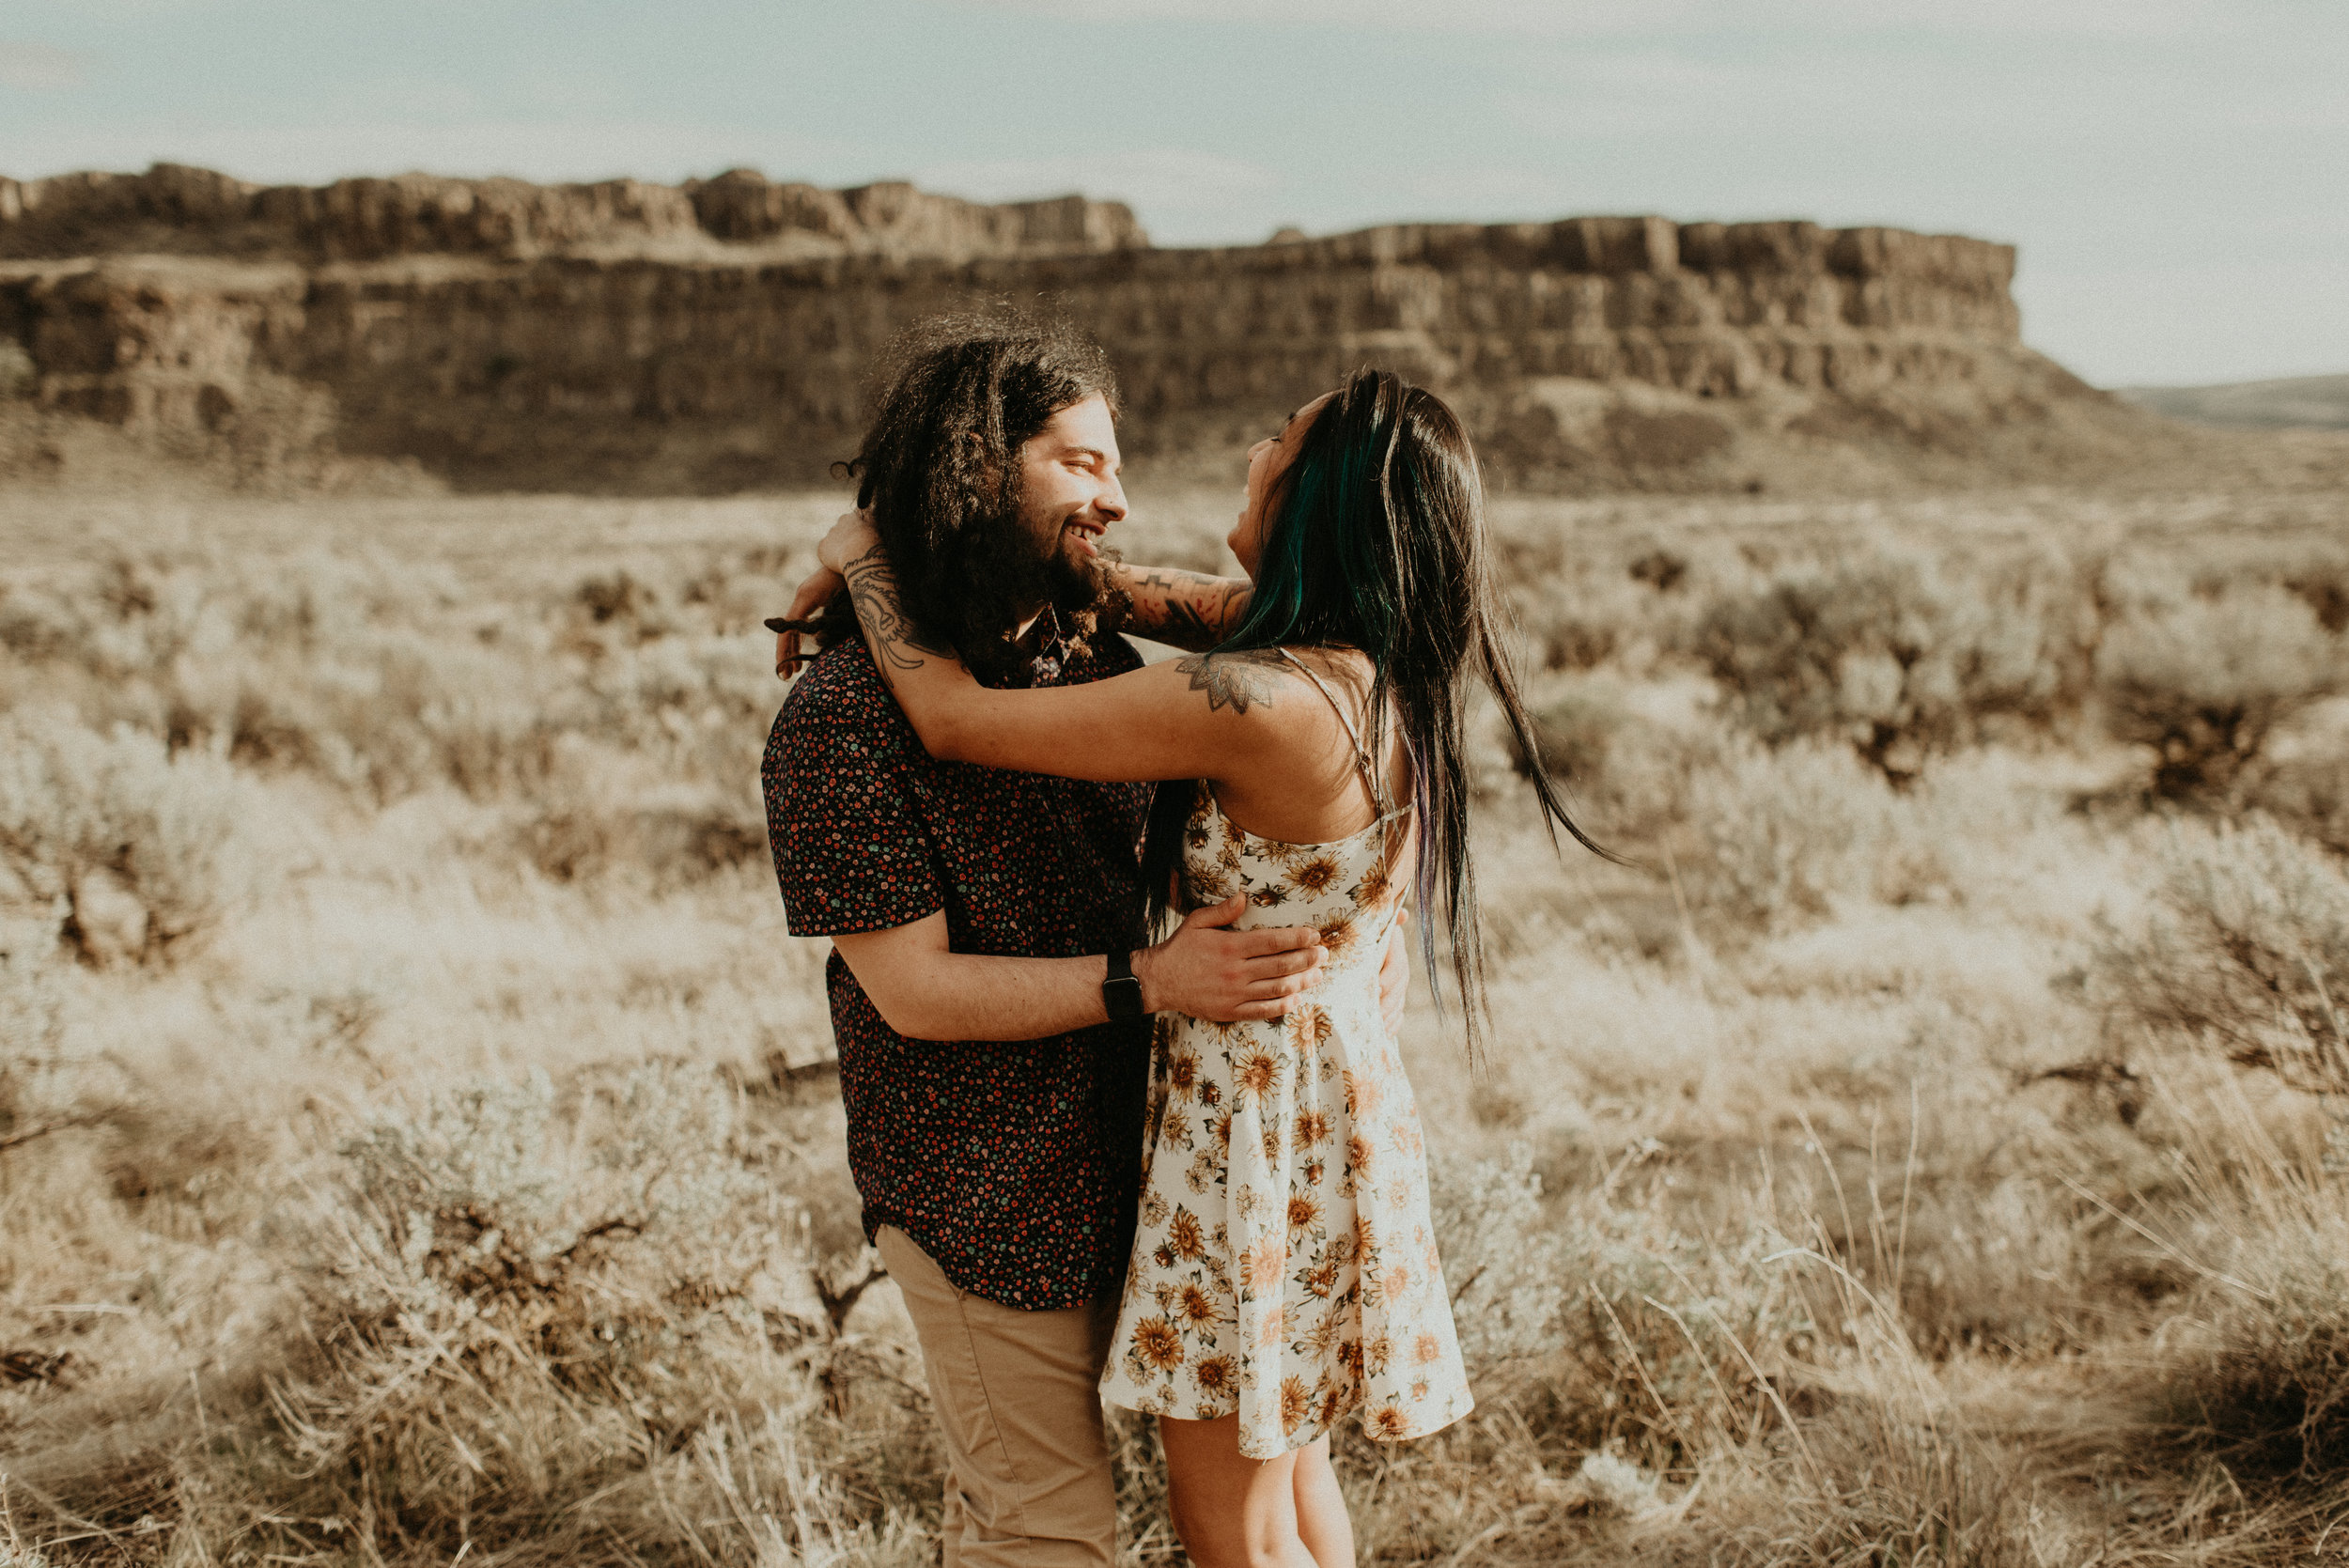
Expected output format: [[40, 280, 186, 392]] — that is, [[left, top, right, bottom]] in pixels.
[[876, 1226, 1120, 1568]]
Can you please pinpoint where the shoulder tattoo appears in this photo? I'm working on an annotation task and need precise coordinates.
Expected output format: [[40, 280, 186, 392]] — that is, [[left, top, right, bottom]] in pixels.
[[1174, 647, 1288, 714]]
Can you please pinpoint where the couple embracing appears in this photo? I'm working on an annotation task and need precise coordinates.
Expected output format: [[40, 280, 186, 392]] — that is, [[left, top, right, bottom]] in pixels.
[[761, 314, 1598, 1567]]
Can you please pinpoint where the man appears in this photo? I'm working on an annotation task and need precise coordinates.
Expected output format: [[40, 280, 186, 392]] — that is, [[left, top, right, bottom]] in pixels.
[[761, 314, 1405, 1567]]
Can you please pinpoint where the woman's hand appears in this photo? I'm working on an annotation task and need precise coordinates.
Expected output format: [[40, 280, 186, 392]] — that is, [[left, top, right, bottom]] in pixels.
[[770, 565, 844, 680], [770, 510, 878, 680], [818, 507, 880, 575]]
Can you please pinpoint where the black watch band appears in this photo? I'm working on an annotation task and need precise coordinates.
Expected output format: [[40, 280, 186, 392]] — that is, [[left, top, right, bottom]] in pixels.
[[1103, 950, 1147, 1022]]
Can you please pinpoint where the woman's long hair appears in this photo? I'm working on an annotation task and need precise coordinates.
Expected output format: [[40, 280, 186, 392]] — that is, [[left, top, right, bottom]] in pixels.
[[1141, 367, 1618, 1057], [805, 311, 1126, 680]]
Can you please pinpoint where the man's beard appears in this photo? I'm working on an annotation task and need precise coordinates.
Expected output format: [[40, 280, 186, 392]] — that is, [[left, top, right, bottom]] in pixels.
[[998, 513, 1121, 628], [944, 503, 1134, 683]]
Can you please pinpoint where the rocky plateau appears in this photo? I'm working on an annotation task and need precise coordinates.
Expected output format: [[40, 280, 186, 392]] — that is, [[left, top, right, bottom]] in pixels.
[[0, 163, 2324, 494]]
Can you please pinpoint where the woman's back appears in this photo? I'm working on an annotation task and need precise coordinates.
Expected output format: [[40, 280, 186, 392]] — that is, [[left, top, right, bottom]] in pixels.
[[1189, 645, 1408, 848], [1100, 755, 1469, 1457]]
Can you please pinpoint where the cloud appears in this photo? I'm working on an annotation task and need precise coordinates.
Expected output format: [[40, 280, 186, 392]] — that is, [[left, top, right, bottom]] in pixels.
[[944, 0, 2242, 40], [0, 40, 88, 89], [1397, 166, 1579, 217], [912, 148, 1281, 219], [1492, 31, 2349, 147]]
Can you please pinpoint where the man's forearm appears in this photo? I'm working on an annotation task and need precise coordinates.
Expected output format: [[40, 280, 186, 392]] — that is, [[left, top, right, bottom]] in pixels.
[[859, 951, 1120, 1042], [832, 894, 1323, 1041], [1113, 564, 1252, 653]]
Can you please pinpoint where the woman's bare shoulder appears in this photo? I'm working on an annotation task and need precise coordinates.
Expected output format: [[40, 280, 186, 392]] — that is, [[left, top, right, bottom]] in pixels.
[[1168, 646, 1309, 717], [1280, 644, 1375, 688], [1169, 644, 1380, 722]]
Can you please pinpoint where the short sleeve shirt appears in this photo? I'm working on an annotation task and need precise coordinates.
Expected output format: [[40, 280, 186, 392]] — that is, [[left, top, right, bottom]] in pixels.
[[763, 635, 1155, 1311]]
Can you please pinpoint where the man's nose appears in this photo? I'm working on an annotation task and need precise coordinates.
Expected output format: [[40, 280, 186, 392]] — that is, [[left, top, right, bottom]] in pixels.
[[1097, 474, 1128, 523]]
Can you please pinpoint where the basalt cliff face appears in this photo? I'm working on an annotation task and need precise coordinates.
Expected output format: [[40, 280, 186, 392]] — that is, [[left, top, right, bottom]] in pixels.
[[0, 162, 1147, 265], [0, 163, 2128, 493]]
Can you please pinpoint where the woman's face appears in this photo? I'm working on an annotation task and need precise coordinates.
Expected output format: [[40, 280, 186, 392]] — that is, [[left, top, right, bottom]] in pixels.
[[1228, 391, 1332, 580]]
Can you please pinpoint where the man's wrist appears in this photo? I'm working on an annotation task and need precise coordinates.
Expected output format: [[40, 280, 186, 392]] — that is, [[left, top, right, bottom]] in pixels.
[[1103, 948, 1148, 1022], [1125, 942, 1163, 1016]]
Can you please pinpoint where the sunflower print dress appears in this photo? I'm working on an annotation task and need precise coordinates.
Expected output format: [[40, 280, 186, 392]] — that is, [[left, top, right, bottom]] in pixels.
[[1097, 655, 1473, 1459]]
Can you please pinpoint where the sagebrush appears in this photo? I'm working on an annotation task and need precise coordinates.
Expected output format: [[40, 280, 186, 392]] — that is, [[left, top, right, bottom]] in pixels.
[[3, 483, 2348, 1563]]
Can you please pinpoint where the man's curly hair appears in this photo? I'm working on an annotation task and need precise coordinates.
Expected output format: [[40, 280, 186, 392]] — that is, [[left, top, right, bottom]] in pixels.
[[814, 310, 1128, 682]]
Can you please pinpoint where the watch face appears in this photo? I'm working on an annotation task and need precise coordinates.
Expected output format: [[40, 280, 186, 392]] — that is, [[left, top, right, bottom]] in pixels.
[[1104, 974, 1146, 1020]]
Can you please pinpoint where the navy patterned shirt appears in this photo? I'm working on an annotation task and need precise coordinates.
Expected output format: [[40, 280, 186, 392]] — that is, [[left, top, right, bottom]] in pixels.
[[763, 635, 1154, 1310]]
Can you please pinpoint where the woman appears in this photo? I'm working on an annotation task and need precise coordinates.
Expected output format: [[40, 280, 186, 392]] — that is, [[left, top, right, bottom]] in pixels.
[[815, 368, 1603, 1568]]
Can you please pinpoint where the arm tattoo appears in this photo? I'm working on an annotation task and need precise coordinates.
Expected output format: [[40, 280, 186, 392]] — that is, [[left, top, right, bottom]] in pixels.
[[1159, 597, 1219, 646], [1206, 582, 1251, 635], [1174, 648, 1288, 714], [841, 544, 949, 678], [1125, 566, 1252, 651]]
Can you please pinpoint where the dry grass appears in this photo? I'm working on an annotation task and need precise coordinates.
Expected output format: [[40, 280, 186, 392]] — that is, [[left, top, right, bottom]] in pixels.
[[4, 479, 2349, 1564]]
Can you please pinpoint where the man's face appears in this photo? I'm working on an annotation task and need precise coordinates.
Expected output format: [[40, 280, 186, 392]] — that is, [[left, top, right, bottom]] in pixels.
[[1014, 393, 1128, 579]]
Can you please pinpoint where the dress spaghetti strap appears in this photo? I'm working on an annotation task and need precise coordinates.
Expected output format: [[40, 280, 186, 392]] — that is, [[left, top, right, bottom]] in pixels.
[[1274, 647, 1393, 819]]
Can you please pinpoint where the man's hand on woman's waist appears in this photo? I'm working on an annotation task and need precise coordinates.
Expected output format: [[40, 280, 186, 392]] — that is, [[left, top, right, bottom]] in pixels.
[[830, 895, 1328, 1042]]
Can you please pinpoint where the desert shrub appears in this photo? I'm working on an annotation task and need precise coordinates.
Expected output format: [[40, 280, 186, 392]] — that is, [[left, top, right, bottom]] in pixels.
[[0, 548, 781, 851], [2173, 1207, 2349, 1480], [1556, 1199, 1818, 1462], [2284, 554, 2349, 635], [1681, 740, 1893, 931], [272, 1063, 827, 1549], [0, 708, 272, 964], [1433, 1144, 1815, 1461], [573, 569, 674, 637], [1431, 1144, 1573, 1367], [161, 584, 569, 800], [2086, 818, 2349, 1105], [1693, 550, 2090, 777], [1690, 1395, 2030, 1568], [1514, 669, 1749, 848], [1499, 531, 1702, 676], [2096, 585, 2346, 802], [1518, 679, 1626, 794], [510, 730, 769, 889], [631, 1407, 936, 1568], [1517, 580, 1638, 672], [2245, 723, 2349, 857], [0, 550, 552, 800], [0, 946, 67, 1148], [1423, 1142, 2046, 1560], [0, 1512, 56, 1568], [520, 798, 767, 887]]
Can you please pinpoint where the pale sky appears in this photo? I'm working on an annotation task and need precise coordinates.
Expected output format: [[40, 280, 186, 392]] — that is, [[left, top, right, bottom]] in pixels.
[[4, 0, 2343, 386]]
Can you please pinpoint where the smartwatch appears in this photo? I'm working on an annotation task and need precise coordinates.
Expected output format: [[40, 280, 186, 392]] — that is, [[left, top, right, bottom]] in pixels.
[[1103, 950, 1146, 1022]]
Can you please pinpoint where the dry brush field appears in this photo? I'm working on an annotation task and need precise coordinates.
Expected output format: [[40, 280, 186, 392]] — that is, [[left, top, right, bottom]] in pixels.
[[3, 474, 2349, 1565]]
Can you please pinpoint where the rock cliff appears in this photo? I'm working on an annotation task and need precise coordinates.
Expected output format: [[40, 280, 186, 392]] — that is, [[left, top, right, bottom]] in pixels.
[[0, 163, 2133, 493], [0, 163, 1146, 264]]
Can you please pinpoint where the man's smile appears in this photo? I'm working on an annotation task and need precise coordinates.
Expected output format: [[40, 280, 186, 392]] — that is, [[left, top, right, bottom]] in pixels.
[[1065, 516, 1109, 557]]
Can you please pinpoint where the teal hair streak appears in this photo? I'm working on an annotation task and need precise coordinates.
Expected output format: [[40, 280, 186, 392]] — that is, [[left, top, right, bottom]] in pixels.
[[1208, 379, 1449, 1002], [1221, 394, 1405, 665], [1137, 367, 1614, 1056]]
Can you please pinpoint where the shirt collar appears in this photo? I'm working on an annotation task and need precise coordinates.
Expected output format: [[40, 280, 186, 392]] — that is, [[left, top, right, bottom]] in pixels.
[[1026, 607, 1071, 687]]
